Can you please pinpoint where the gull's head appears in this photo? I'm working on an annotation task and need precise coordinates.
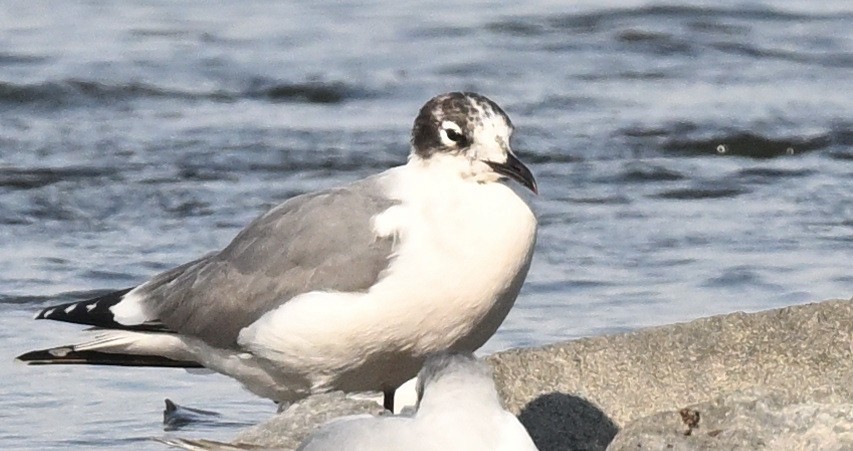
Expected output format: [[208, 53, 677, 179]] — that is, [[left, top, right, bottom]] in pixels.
[[414, 351, 496, 411], [410, 92, 537, 194]]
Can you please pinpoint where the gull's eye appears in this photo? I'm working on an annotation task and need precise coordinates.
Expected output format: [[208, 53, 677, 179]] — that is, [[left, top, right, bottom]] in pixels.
[[441, 121, 468, 148], [444, 128, 465, 143], [439, 121, 467, 148]]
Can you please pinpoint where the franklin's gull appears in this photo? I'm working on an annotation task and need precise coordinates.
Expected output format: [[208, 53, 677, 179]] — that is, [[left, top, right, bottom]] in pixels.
[[17, 92, 538, 412]]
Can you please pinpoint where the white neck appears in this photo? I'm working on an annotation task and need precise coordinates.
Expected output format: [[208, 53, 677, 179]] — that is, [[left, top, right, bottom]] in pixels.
[[405, 152, 503, 187]]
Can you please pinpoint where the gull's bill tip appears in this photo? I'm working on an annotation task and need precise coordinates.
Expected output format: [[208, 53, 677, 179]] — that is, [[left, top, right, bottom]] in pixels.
[[485, 152, 538, 194]]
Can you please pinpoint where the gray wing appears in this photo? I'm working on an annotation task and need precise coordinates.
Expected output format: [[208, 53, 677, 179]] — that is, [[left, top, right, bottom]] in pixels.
[[135, 176, 397, 348]]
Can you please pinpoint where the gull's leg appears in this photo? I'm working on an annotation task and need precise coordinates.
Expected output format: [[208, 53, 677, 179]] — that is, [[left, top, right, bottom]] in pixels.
[[383, 389, 395, 412]]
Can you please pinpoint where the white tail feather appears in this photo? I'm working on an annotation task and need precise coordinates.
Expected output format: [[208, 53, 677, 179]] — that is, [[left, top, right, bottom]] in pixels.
[[73, 330, 197, 363]]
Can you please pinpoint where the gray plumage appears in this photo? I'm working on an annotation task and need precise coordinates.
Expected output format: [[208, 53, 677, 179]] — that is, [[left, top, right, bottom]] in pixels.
[[135, 176, 397, 348]]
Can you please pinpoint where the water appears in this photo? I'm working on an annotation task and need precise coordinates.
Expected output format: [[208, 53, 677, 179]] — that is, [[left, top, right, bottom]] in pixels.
[[1, 0, 851, 448]]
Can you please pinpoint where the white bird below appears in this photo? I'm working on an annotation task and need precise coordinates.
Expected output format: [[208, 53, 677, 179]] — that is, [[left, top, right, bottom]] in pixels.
[[296, 352, 539, 451]]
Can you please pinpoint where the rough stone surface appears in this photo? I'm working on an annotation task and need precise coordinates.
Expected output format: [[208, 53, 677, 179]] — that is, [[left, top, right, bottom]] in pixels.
[[234, 392, 385, 449], [607, 388, 853, 450], [489, 298, 853, 450], [160, 393, 383, 450], [163, 298, 853, 450]]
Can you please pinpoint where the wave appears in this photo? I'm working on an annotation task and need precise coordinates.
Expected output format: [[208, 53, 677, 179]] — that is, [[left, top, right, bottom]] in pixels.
[[0, 79, 371, 109], [654, 185, 750, 200], [0, 52, 49, 65], [243, 80, 369, 104], [711, 42, 852, 69], [615, 163, 686, 182], [484, 4, 851, 67], [0, 166, 116, 190], [0, 80, 194, 107], [487, 5, 844, 36], [736, 167, 816, 180], [662, 132, 833, 158], [0, 288, 125, 306]]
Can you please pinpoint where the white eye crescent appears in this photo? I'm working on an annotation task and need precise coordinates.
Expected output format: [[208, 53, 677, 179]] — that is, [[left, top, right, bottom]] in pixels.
[[439, 121, 466, 147]]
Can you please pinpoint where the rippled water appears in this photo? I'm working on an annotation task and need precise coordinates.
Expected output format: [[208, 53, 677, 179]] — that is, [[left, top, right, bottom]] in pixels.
[[1, 0, 851, 448]]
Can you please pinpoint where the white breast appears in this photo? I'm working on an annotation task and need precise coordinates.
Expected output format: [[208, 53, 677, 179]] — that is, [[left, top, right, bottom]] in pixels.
[[370, 159, 538, 352], [238, 158, 537, 397]]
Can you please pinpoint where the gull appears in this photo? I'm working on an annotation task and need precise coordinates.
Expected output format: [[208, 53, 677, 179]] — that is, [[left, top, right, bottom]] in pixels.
[[16, 92, 538, 412], [296, 352, 539, 451]]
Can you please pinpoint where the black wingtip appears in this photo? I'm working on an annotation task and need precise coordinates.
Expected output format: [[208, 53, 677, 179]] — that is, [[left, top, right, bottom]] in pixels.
[[35, 287, 134, 327], [16, 348, 75, 363], [16, 348, 203, 368]]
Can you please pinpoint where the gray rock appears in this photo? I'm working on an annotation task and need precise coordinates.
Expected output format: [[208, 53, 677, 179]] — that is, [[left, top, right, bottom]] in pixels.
[[234, 392, 386, 449], [160, 393, 385, 450], [488, 298, 853, 450], [607, 388, 853, 450]]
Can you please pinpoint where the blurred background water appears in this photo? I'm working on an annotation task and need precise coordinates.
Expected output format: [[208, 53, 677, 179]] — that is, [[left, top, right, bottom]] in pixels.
[[0, 0, 850, 448]]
